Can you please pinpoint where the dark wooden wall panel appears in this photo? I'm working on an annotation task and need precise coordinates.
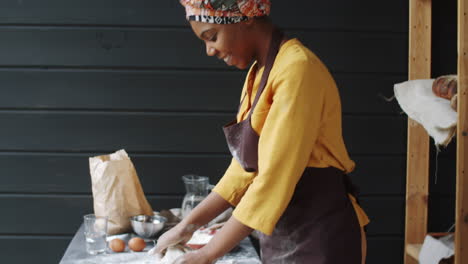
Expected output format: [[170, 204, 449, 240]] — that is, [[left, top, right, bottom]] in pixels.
[[0, 154, 414, 195], [0, 153, 229, 194], [427, 0, 457, 237], [0, 237, 71, 264], [0, 0, 407, 32], [0, 29, 406, 73], [366, 238, 403, 264], [363, 197, 404, 236], [428, 197, 456, 233], [0, 113, 405, 154], [0, 196, 407, 236], [0, 195, 181, 235], [0, 151, 450, 197], [0, 70, 404, 114], [0, 70, 244, 112], [432, 0, 457, 76]]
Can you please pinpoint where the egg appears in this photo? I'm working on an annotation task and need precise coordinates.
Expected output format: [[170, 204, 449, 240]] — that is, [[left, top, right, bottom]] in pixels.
[[128, 237, 146, 252], [109, 238, 126, 253]]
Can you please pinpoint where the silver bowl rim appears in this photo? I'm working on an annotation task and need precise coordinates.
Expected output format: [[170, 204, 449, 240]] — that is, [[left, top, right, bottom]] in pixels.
[[129, 214, 168, 224]]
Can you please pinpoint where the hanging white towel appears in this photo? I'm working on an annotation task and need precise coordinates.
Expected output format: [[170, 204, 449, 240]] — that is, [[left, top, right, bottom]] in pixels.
[[394, 79, 458, 146]]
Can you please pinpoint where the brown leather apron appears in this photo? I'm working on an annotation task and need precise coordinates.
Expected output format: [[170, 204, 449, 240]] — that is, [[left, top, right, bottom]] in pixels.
[[259, 167, 362, 264], [222, 28, 361, 263], [222, 28, 283, 173]]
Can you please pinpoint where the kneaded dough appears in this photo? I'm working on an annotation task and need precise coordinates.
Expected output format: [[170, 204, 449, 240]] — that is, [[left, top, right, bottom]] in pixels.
[[156, 245, 189, 264]]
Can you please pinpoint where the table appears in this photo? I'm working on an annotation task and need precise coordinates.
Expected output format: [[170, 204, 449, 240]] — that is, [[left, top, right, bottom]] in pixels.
[[60, 224, 261, 264]]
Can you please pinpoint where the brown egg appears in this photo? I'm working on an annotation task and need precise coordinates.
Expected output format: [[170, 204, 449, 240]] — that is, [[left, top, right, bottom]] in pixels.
[[128, 237, 146, 252], [109, 238, 126, 253]]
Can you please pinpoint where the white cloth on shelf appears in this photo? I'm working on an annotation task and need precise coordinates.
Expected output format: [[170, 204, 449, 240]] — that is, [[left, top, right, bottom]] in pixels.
[[394, 79, 458, 146], [419, 234, 454, 264]]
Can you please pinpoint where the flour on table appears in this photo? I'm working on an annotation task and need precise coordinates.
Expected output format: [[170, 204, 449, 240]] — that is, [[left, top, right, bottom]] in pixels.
[[75, 252, 153, 264], [186, 229, 214, 245]]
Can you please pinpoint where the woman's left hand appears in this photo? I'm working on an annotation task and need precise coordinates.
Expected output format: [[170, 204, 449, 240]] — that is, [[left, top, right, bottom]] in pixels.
[[173, 250, 214, 264]]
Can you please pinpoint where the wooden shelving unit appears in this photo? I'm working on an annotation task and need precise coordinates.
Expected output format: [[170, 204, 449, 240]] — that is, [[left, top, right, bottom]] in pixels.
[[404, 1, 468, 264]]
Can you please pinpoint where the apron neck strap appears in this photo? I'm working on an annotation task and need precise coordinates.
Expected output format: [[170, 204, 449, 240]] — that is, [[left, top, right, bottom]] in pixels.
[[247, 28, 284, 119]]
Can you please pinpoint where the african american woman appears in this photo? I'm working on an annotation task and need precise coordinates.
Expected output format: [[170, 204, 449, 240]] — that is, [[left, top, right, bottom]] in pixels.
[[152, 1, 369, 263]]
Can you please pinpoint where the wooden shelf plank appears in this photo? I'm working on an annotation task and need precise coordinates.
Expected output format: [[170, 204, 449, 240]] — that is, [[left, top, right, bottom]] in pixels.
[[456, 1, 468, 264], [406, 243, 422, 261], [405, 1, 432, 264]]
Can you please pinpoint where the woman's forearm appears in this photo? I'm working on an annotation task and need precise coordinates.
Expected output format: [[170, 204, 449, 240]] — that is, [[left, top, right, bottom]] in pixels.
[[178, 192, 253, 262], [180, 191, 232, 229], [199, 216, 253, 262]]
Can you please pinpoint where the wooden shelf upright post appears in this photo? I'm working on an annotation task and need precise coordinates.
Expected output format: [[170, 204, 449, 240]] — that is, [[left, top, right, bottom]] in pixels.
[[456, 1, 468, 263], [405, 1, 431, 263]]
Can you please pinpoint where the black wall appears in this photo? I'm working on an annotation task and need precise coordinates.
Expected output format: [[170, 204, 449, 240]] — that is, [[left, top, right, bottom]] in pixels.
[[0, 1, 457, 263]]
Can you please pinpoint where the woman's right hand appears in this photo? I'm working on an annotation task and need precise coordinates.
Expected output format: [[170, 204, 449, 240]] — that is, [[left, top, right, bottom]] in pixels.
[[149, 223, 198, 255], [149, 192, 232, 255]]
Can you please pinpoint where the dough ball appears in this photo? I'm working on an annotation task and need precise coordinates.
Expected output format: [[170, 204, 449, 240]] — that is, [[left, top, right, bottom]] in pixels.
[[159, 246, 186, 264]]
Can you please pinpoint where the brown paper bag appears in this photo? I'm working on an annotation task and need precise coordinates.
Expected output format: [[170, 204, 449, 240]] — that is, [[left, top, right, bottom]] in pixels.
[[89, 149, 153, 235]]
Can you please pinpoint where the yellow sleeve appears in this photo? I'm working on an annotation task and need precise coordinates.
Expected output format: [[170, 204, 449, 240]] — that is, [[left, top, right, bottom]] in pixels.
[[232, 59, 327, 235], [212, 158, 255, 207]]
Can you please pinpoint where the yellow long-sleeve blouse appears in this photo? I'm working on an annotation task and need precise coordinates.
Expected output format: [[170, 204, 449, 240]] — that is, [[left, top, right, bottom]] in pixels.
[[212, 38, 369, 235]]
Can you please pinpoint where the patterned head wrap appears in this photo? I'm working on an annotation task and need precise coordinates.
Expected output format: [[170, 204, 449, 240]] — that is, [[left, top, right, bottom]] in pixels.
[[180, 0, 271, 24]]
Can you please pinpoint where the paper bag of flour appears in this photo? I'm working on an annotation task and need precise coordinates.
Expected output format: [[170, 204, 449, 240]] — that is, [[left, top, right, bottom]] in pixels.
[[89, 149, 153, 235]]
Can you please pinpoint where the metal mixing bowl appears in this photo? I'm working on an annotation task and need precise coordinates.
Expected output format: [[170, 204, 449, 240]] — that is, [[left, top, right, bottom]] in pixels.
[[130, 214, 167, 238]]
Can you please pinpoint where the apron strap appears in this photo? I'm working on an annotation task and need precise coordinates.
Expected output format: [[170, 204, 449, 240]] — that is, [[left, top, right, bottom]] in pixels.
[[246, 28, 284, 119]]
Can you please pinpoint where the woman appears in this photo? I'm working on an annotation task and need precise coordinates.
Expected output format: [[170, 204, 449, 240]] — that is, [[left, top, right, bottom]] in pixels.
[[153, 1, 369, 263]]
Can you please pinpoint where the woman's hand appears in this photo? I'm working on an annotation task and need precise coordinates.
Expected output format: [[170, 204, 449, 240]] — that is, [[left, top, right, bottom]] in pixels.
[[173, 250, 215, 264], [150, 192, 232, 255], [149, 223, 198, 255], [149, 192, 234, 258], [170, 216, 253, 263]]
